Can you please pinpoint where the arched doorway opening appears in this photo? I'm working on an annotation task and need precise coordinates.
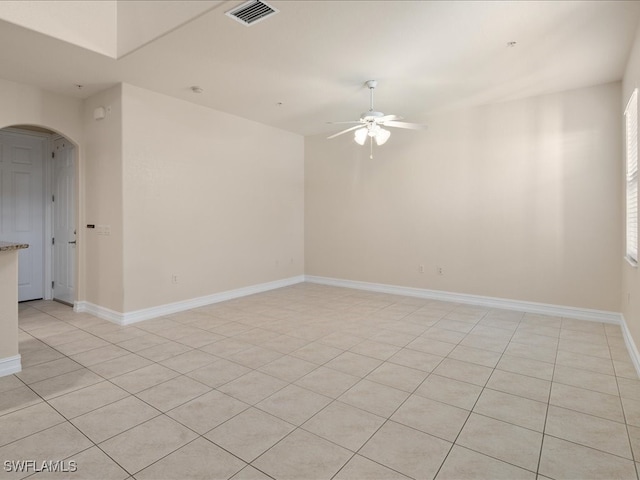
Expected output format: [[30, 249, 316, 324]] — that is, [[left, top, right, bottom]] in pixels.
[[0, 125, 77, 305]]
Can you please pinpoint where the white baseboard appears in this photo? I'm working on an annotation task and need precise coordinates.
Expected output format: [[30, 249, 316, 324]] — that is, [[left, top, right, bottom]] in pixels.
[[75, 275, 305, 326], [304, 275, 622, 324], [0, 355, 21, 377], [620, 315, 640, 378]]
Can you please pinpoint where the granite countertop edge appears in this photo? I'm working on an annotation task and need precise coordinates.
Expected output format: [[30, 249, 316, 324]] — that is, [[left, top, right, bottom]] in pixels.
[[0, 242, 29, 252]]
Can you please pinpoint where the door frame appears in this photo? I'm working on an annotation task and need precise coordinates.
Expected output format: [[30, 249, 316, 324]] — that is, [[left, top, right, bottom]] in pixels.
[[1, 126, 77, 303]]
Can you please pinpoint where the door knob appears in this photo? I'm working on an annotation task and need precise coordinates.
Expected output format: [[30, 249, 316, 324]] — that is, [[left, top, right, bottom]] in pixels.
[[68, 241, 76, 244]]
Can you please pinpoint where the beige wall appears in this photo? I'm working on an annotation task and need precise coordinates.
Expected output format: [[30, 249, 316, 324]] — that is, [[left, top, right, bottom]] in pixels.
[[306, 82, 622, 312], [623, 23, 640, 345], [121, 84, 304, 312], [82, 85, 125, 312]]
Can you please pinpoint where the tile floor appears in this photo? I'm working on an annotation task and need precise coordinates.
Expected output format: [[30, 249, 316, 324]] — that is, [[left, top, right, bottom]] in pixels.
[[1, 283, 640, 479]]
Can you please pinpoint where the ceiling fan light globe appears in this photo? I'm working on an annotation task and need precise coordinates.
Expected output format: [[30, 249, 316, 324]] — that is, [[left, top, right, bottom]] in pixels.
[[354, 128, 368, 145], [375, 128, 391, 145]]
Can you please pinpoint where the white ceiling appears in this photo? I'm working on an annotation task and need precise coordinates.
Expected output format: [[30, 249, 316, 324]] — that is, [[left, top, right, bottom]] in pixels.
[[0, 0, 639, 136]]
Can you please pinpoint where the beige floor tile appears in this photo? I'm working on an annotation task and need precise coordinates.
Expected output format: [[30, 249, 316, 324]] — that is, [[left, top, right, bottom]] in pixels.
[[230, 466, 273, 480], [561, 318, 606, 334], [618, 377, 640, 401], [339, 379, 409, 418], [545, 405, 632, 459], [252, 429, 351, 480], [0, 375, 26, 394], [435, 445, 536, 479], [0, 402, 65, 447], [88, 353, 153, 378], [365, 362, 428, 392], [258, 334, 310, 354], [31, 446, 129, 480], [218, 370, 288, 405], [167, 390, 248, 434], [503, 342, 557, 363], [110, 364, 179, 394], [433, 358, 493, 387], [407, 337, 457, 356], [368, 330, 417, 347], [199, 337, 255, 357], [175, 331, 225, 348], [70, 345, 130, 367], [391, 395, 469, 441], [116, 333, 170, 352], [486, 369, 551, 403], [226, 345, 284, 369], [290, 342, 343, 364], [185, 358, 251, 388], [256, 384, 332, 425], [555, 350, 615, 376], [622, 396, 640, 427], [447, 345, 502, 368], [334, 454, 411, 480], [360, 420, 451, 480], [303, 401, 385, 451], [20, 346, 66, 369], [135, 437, 246, 480], [539, 435, 636, 480], [16, 357, 83, 385], [350, 340, 401, 360], [159, 349, 218, 374], [414, 374, 482, 410], [459, 333, 509, 353], [559, 329, 609, 346], [433, 320, 475, 335], [550, 382, 624, 423], [457, 413, 542, 471], [473, 388, 547, 432], [553, 365, 619, 396], [388, 348, 444, 372], [496, 354, 554, 381], [511, 332, 559, 349], [516, 324, 560, 338], [0, 385, 41, 416], [294, 366, 360, 398], [0, 423, 92, 472], [325, 352, 383, 377], [558, 338, 611, 359], [628, 424, 640, 459], [136, 375, 211, 412], [614, 359, 639, 380], [319, 332, 366, 350], [206, 407, 295, 462], [29, 368, 103, 400], [99, 415, 198, 475], [71, 395, 159, 443], [47, 381, 129, 419], [258, 355, 318, 382], [136, 341, 193, 362]]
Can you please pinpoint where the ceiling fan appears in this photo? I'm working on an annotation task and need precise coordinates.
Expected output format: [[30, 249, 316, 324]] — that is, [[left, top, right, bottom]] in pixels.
[[327, 80, 426, 157]]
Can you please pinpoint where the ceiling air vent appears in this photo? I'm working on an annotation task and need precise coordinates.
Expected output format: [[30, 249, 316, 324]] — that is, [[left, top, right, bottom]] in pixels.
[[226, 0, 279, 26]]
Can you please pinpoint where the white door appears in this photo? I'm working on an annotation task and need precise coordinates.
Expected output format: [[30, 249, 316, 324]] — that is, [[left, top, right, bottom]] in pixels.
[[0, 131, 45, 301], [52, 137, 75, 304]]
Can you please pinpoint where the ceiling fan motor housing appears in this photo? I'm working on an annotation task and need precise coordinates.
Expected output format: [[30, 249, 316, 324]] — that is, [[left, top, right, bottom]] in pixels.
[[361, 111, 384, 122]]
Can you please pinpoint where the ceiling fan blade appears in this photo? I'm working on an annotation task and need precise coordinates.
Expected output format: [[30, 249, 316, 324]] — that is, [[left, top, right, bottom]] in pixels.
[[377, 114, 403, 123], [327, 124, 364, 139], [384, 120, 427, 130], [326, 121, 363, 125]]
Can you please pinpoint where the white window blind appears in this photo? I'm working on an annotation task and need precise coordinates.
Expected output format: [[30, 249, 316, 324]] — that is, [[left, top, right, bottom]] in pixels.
[[626, 88, 638, 265]]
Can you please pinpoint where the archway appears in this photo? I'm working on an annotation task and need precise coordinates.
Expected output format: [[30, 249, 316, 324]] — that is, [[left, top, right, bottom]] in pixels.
[[0, 124, 79, 305]]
